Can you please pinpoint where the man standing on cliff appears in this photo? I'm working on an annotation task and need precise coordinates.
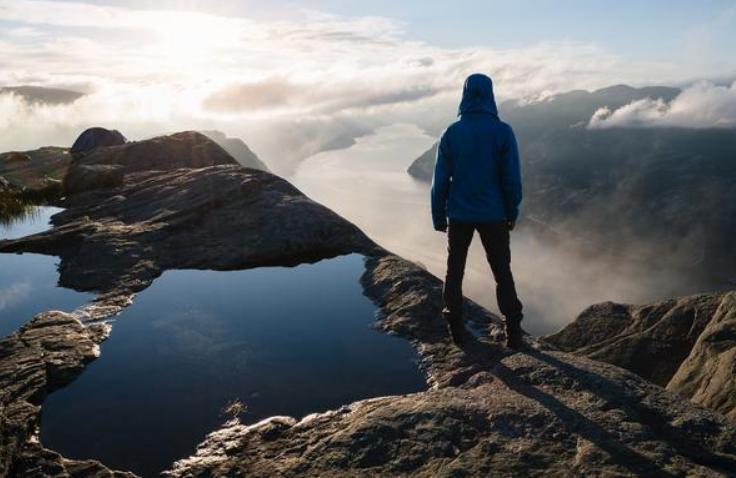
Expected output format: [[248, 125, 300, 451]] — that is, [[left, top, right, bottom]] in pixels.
[[431, 73, 524, 349]]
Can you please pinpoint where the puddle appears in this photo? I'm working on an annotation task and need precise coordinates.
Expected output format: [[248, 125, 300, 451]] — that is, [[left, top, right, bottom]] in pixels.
[[41, 253, 425, 477], [0, 253, 95, 337], [0, 206, 93, 337]]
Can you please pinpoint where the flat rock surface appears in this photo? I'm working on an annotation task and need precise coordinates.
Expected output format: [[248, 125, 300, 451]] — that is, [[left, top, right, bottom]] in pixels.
[[1, 132, 735, 477], [167, 345, 736, 478]]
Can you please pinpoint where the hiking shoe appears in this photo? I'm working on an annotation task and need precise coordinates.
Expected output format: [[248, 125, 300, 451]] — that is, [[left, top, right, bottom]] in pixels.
[[505, 316, 523, 350], [443, 309, 467, 345]]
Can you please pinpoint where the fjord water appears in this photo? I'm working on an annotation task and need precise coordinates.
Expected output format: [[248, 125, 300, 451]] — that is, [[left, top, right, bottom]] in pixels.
[[292, 124, 705, 335], [41, 253, 425, 477], [0, 206, 93, 337]]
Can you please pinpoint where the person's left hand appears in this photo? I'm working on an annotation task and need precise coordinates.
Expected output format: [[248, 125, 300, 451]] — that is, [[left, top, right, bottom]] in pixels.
[[506, 221, 516, 231]]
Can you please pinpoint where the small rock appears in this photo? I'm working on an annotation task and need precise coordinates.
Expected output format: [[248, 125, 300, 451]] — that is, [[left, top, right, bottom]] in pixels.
[[70, 127, 127, 157]]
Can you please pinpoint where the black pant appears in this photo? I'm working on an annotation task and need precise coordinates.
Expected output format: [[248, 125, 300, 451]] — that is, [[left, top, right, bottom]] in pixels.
[[443, 221, 523, 321]]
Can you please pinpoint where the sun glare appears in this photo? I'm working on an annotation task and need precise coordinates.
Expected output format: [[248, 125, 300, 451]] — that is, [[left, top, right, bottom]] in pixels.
[[154, 12, 235, 67]]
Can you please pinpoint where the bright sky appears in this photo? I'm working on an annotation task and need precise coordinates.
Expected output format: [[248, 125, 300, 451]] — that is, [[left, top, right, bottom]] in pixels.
[[1, 0, 735, 168], [33, 0, 735, 74]]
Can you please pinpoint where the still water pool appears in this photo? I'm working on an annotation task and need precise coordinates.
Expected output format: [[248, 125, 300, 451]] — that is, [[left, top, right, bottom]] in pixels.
[[0, 205, 63, 240], [0, 254, 95, 337], [41, 253, 425, 477], [0, 206, 94, 337]]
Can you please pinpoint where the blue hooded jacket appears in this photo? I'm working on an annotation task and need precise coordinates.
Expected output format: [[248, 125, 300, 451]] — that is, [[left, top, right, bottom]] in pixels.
[[431, 74, 522, 229]]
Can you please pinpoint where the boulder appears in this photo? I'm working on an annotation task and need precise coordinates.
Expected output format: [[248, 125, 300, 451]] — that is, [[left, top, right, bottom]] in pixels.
[[666, 292, 736, 420], [63, 164, 124, 195], [61, 131, 238, 196], [74, 131, 237, 175], [543, 291, 736, 419], [70, 127, 127, 157]]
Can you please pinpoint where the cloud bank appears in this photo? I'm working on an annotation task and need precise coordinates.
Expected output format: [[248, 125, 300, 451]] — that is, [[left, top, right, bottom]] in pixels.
[[589, 81, 736, 128], [0, 0, 714, 172]]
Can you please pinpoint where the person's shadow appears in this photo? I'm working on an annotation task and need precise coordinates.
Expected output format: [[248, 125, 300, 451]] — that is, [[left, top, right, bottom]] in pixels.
[[453, 334, 736, 476]]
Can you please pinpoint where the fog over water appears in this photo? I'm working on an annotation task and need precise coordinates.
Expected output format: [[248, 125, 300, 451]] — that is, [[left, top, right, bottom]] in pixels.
[[292, 123, 703, 335]]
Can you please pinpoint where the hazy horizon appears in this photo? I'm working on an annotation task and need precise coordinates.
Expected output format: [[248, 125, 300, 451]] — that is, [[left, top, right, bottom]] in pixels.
[[2, 1, 736, 174]]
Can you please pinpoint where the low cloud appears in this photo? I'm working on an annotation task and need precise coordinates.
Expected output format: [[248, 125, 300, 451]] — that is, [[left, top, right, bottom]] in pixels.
[[589, 80, 736, 128], [0, 1, 704, 172], [203, 78, 441, 114], [292, 124, 704, 335]]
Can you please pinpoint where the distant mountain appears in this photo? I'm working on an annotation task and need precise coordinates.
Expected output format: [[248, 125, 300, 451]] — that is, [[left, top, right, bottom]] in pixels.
[[406, 143, 436, 181], [408, 84, 681, 181], [407, 84, 736, 282], [0, 86, 85, 105], [500, 84, 680, 143], [201, 130, 269, 171]]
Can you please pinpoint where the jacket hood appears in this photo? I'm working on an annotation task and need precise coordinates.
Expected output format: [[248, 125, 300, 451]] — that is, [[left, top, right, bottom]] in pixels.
[[458, 73, 498, 117]]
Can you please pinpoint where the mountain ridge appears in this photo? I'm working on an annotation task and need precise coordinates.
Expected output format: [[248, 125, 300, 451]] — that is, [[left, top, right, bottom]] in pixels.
[[406, 83, 736, 284]]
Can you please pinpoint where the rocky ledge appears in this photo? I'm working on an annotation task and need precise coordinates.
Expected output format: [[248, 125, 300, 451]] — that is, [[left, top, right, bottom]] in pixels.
[[1, 131, 736, 477], [545, 291, 736, 421]]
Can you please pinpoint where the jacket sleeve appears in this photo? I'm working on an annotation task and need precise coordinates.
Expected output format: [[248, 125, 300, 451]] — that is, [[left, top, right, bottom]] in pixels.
[[431, 133, 451, 230], [500, 126, 522, 222]]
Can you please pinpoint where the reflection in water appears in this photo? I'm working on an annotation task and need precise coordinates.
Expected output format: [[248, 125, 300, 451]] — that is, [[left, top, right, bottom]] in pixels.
[[0, 205, 90, 337], [0, 192, 36, 228], [291, 124, 704, 335], [0, 253, 94, 337], [0, 204, 63, 240], [41, 254, 425, 478]]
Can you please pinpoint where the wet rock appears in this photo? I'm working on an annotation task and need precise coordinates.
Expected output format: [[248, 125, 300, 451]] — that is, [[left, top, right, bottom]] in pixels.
[[63, 164, 125, 195], [11, 442, 138, 478], [544, 291, 736, 419], [0, 311, 107, 476]]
